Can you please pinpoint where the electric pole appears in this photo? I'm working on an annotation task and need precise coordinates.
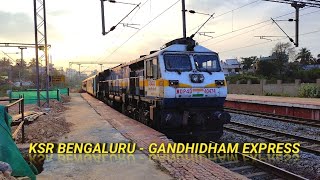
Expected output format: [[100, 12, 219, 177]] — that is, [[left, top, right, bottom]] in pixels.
[[33, 0, 49, 107], [292, 2, 305, 47], [263, 0, 320, 47], [18, 47, 27, 87], [182, 0, 187, 39], [43, 0, 50, 107]]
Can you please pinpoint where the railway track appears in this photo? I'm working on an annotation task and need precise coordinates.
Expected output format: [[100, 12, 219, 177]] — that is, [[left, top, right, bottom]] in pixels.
[[214, 153, 307, 180], [224, 121, 320, 156], [225, 108, 320, 128]]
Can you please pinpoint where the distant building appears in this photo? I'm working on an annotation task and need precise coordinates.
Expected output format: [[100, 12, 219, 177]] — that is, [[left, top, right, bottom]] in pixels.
[[221, 59, 243, 76], [259, 54, 278, 61], [302, 64, 320, 70], [253, 54, 279, 71], [65, 68, 78, 78]]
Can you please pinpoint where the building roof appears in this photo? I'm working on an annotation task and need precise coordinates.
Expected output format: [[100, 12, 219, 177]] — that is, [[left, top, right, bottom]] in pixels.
[[225, 59, 240, 65]]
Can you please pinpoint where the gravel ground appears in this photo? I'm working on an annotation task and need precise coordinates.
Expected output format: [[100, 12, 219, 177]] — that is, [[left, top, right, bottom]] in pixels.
[[261, 151, 320, 179], [230, 113, 320, 141], [219, 130, 267, 143], [218, 114, 320, 179], [12, 100, 71, 143], [220, 130, 320, 179]]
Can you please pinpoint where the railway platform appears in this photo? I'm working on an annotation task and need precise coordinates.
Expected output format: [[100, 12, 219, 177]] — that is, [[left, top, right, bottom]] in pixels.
[[37, 93, 172, 180], [225, 94, 320, 120], [37, 93, 246, 180], [81, 93, 246, 180]]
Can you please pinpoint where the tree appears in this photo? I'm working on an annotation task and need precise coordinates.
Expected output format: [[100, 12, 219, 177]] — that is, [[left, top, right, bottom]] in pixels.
[[0, 58, 12, 78], [316, 54, 320, 64], [241, 56, 257, 70], [256, 60, 278, 77], [0, 57, 12, 68], [271, 42, 294, 75], [296, 47, 314, 65], [28, 58, 37, 68], [284, 62, 301, 81]]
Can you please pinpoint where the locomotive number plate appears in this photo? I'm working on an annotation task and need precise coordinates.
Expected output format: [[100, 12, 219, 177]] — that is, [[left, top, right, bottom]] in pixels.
[[176, 88, 219, 98], [176, 88, 192, 94]]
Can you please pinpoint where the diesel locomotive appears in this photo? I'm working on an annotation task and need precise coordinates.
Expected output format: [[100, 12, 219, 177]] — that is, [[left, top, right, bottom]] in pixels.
[[82, 38, 231, 141]]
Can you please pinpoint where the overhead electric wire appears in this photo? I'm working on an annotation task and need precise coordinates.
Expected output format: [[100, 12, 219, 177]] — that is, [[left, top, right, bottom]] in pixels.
[[99, 0, 180, 63], [200, 6, 314, 44], [205, 22, 274, 46], [104, 3, 141, 35], [96, 0, 151, 62], [203, 7, 319, 46], [187, 0, 262, 34], [218, 28, 320, 53]]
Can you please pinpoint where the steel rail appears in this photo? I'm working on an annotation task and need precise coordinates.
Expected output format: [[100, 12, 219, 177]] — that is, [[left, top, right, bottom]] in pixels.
[[225, 108, 320, 128], [236, 153, 307, 180], [225, 121, 320, 155]]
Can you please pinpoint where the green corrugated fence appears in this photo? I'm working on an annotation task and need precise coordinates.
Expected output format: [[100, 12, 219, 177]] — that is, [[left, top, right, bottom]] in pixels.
[[10, 88, 69, 105]]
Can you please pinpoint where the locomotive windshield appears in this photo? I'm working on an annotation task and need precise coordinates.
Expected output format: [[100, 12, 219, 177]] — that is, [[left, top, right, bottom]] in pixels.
[[164, 54, 192, 72], [194, 55, 221, 72]]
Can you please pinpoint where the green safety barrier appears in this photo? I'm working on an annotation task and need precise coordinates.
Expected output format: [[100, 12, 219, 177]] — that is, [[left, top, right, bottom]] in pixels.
[[10, 90, 60, 105], [57, 88, 69, 96], [10, 88, 69, 105], [0, 105, 36, 180], [25, 88, 69, 96]]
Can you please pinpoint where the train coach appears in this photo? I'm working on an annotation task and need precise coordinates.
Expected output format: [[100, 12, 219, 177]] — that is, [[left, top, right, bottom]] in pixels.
[[82, 38, 230, 141]]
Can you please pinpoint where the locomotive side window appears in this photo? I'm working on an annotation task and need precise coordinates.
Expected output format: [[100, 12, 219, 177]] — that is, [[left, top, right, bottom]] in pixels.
[[146, 59, 153, 78], [152, 58, 159, 79], [194, 55, 221, 72], [164, 54, 191, 72]]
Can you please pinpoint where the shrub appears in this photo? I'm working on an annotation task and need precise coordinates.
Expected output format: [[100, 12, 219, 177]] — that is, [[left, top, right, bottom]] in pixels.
[[298, 84, 320, 98], [296, 69, 320, 83]]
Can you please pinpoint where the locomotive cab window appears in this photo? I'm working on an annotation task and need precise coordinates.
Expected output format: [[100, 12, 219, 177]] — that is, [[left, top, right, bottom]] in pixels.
[[164, 54, 191, 72], [194, 55, 221, 72]]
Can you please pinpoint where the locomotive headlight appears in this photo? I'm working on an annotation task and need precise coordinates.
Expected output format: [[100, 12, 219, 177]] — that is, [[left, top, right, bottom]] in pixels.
[[169, 80, 179, 86], [190, 74, 205, 83], [191, 74, 199, 83], [215, 80, 225, 86], [199, 74, 205, 83]]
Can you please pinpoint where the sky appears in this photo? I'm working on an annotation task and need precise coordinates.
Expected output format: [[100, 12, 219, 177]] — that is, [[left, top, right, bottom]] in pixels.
[[0, 0, 319, 72]]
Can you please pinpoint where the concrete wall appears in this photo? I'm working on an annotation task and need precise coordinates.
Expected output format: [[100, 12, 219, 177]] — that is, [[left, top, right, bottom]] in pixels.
[[228, 84, 263, 95], [227, 79, 320, 96]]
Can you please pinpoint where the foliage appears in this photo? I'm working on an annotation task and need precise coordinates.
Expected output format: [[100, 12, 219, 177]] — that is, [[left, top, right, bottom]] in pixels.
[[298, 84, 320, 98], [317, 54, 320, 64], [226, 74, 260, 84], [282, 62, 302, 83], [296, 68, 320, 83], [271, 42, 294, 75], [256, 60, 278, 77], [0, 57, 11, 67], [241, 56, 257, 70], [296, 47, 314, 65]]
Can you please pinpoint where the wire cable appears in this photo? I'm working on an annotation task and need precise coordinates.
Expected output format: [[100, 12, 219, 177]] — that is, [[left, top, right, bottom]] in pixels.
[[218, 28, 320, 53], [96, 0, 151, 62], [200, 6, 313, 44], [99, 0, 181, 63], [187, 0, 262, 34]]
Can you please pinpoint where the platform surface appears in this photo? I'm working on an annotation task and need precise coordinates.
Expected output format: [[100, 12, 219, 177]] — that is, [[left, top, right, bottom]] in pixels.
[[37, 93, 172, 180], [82, 93, 247, 180], [227, 94, 320, 109]]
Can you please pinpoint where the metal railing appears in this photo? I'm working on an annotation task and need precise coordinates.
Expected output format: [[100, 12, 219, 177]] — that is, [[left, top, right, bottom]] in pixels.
[[1, 95, 25, 142]]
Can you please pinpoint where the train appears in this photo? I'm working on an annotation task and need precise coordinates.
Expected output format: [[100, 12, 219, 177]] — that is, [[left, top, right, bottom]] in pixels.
[[82, 38, 231, 141]]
